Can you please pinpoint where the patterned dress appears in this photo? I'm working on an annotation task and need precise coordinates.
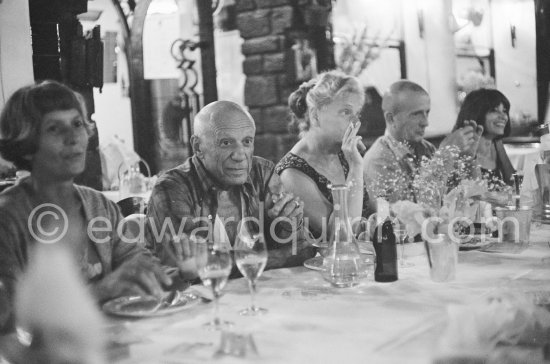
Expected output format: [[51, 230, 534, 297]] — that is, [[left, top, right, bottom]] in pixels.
[[275, 152, 370, 217]]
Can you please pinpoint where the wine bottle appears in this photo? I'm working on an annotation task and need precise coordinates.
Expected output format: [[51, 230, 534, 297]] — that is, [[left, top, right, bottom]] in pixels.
[[372, 219, 398, 282]]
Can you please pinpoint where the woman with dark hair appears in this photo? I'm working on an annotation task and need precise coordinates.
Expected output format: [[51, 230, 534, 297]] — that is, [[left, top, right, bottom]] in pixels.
[[454, 88, 515, 189], [0, 81, 171, 332], [276, 70, 367, 237]]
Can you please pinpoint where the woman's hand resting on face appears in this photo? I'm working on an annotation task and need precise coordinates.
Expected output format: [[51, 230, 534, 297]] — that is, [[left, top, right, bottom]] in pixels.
[[341, 121, 365, 168]]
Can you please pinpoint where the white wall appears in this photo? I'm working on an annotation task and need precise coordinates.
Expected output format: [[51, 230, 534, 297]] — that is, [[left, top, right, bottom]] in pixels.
[[0, 0, 34, 172], [81, 0, 135, 150], [332, 0, 403, 94], [334, 0, 458, 136], [412, 0, 458, 137], [491, 0, 537, 120], [215, 30, 244, 104], [333, 0, 539, 136], [0, 0, 34, 107]]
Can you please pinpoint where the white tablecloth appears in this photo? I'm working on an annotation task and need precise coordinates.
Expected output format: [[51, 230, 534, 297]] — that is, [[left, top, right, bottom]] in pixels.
[[108, 224, 550, 364], [101, 190, 151, 203]]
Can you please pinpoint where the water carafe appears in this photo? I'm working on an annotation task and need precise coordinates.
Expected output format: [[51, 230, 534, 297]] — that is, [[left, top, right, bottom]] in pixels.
[[118, 159, 150, 199], [322, 184, 365, 287]]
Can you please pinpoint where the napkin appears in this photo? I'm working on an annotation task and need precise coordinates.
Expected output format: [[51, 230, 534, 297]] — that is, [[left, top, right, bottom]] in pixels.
[[15, 244, 106, 364], [436, 291, 550, 360], [390, 200, 428, 237]]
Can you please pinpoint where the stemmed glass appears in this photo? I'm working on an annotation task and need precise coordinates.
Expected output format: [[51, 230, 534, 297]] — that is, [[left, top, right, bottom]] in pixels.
[[234, 221, 268, 316], [196, 241, 233, 330], [393, 219, 414, 268]]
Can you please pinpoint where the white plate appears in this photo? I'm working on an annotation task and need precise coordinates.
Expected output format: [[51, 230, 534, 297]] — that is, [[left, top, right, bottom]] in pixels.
[[303, 255, 375, 272], [103, 292, 200, 318], [458, 234, 496, 251], [303, 256, 325, 271]]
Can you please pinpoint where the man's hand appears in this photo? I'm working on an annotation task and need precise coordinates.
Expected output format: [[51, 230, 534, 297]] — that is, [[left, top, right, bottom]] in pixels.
[[268, 192, 304, 232], [168, 233, 199, 280], [94, 255, 172, 302], [441, 120, 483, 155]]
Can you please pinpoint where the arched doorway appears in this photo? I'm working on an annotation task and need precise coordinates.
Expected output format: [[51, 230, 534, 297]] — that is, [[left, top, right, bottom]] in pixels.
[[111, 0, 219, 174]]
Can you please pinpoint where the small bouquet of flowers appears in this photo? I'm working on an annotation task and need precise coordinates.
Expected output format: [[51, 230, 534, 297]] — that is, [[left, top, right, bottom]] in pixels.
[[391, 179, 495, 241], [371, 143, 492, 239]]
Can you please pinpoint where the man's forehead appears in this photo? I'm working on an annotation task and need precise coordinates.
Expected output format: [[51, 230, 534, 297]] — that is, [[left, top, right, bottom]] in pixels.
[[213, 124, 255, 138], [211, 116, 255, 134], [397, 91, 430, 112]]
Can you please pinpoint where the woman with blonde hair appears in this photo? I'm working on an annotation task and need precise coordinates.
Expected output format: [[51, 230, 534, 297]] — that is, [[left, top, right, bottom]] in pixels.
[[276, 70, 367, 238]]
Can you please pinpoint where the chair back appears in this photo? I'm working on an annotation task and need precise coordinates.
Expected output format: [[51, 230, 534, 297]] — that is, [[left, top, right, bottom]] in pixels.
[[117, 196, 147, 217]]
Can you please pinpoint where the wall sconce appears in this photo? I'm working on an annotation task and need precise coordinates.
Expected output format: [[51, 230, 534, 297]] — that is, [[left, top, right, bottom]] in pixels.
[[417, 9, 425, 39], [510, 24, 517, 48]]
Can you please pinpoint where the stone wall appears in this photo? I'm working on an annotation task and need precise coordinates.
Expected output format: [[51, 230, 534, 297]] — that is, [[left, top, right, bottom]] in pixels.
[[235, 0, 304, 163]]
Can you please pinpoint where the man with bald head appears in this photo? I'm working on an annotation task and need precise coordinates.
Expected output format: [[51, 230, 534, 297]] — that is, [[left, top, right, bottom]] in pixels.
[[363, 80, 482, 209], [146, 101, 315, 278]]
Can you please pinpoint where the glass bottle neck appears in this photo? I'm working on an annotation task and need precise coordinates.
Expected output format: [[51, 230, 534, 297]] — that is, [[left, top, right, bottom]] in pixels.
[[331, 187, 349, 221]]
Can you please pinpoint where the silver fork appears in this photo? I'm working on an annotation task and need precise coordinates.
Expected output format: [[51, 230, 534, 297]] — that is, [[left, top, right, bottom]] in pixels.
[[154, 290, 180, 311]]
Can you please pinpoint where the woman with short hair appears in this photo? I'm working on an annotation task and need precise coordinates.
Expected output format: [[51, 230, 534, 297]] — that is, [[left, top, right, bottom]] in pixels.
[[0, 80, 170, 332]]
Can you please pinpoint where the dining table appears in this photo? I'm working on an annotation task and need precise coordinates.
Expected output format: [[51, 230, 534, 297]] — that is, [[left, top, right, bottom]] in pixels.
[[106, 224, 550, 364]]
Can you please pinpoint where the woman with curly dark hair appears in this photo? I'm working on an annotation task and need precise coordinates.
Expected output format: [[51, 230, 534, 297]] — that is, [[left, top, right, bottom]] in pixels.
[[275, 70, 367, 237], [454, 88, 515, 190]]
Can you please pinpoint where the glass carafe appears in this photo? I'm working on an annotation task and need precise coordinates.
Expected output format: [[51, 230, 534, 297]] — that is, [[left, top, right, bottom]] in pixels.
[[119, 162, 147, 199], [322, 184, 364, 287]]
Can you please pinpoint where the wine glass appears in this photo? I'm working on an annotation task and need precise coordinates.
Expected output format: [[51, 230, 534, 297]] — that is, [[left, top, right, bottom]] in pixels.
[[355, 219, 376, 279], [196, 241, 233, 330], [392, 219, 414, 268], [234, 221, 268, 316]]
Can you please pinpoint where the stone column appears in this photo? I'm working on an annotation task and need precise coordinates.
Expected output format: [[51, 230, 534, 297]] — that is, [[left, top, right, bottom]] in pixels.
[[235, 0, 301, 162]]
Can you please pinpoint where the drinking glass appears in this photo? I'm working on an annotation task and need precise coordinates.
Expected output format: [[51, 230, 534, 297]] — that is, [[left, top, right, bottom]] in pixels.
[[355, 220, 375, 279], [426, 235, 458, 282], [393, 220, 414, 268], [196, 241, 233, 330], [234, 222, 268, 316]]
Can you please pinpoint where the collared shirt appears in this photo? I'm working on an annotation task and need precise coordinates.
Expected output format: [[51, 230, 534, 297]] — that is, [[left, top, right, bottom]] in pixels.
[[363, 131, 436, 204], [0, 178, 149, 332], [145, 155, 298, 259]]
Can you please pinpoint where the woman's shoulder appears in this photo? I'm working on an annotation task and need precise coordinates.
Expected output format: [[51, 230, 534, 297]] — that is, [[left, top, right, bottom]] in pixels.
[[0, 181, 33, 211], [74, 185, 118, 216], [275, 151, 314, 175]]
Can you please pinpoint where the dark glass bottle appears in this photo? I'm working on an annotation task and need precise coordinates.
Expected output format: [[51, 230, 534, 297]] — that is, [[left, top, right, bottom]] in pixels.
[[372, 219, 398, 282]]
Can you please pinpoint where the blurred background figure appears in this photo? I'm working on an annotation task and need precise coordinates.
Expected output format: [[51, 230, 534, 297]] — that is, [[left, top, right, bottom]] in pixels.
[[0, 244, 106, 364]]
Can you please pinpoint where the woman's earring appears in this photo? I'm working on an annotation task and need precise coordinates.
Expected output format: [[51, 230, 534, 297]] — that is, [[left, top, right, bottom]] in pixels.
[[311, 111, 320, 127]]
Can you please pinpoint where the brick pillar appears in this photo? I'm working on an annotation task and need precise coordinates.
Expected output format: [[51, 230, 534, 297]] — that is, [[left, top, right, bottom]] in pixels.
[[235, 0, 300, 163]]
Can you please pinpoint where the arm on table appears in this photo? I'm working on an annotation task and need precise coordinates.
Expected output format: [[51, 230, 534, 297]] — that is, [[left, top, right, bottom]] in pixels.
[[90, 198, 171, 302], [264, 171, 316, 268], [145, 176, 199, 280], [264, 233, 316, 270], [0, 215, 24, 334]]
